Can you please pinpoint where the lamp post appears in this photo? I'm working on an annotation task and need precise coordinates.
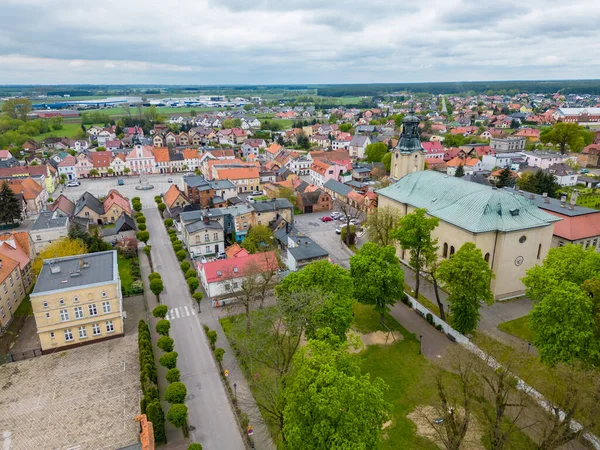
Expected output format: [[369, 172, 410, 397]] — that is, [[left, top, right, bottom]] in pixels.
[[527, 342, 531, 353], [419, 335, 423, 355], [233, 382, 237, 402]]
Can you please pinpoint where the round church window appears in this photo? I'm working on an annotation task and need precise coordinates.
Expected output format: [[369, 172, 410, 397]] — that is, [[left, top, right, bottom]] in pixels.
[[519, 235, 527, 243]]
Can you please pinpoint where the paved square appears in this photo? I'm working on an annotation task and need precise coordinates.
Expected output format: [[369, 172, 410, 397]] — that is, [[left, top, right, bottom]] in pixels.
[[0, 306, 143, 449]]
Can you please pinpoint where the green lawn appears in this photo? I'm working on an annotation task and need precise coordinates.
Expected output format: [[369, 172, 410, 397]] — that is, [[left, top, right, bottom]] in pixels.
[[117, 254, 134, 293], [497, 316, 535, 343], [404, 283, 441, 318], [33, 123, 84, 141], [13, 295, 32, 317]]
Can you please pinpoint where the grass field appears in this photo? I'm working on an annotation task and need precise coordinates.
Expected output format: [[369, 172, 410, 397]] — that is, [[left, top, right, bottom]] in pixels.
[[497, 316, 535, 343], [117, 254, 134, 293], [34, 123, 84, 141], [14, 295, 32, 317]]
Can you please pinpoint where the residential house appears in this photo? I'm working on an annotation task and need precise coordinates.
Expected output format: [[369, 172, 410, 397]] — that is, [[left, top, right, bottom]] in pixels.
[[348, 135, 371, 159], [58, 155, 78, 181], [126, 145, 155, 175], [310, 135, 330, 148], [96, 129, 116, 146], [252, 199, 294, 227], [285, 233, 329, 272], [102, 190, 132, 224], [152, 147, 171, 174], [0, 254, 27, 335], [214, 166, 260, 193], [105, 140, 122, 152], [490, 136, 526, 153], [153, 135, 164, 147], [49, 195, 75, 217], [0, 164, 58, 194], [548, 163, 578, 186], [288, 155, 311, 175], [241, 139, 266, 158], [309, 159, 347, 187], [30, 251, 124, 353], [163, 184, 190, 211], [523, 151, 570, 169], [513, 128, 540, 141], [197, 251, 278, 301], [91, 151, 113, 177], [180, 204, 254, 243], [31, 211, 70, 254], [101, 213, 137, 243], [179, 132, 189, 147], [0, 231, 35, 291], [74, 192, 104, 225], [182, 215, 225, 258], [265, 143, 282, 161], [422, 141, 445, 160], [164, 131, 178, 147], [182, 149, 200, 172], [296, 189, 332, 214], [446, 157, 484, 176], [578, 144, 600, 168], [75, 154, 93, 178], [109, 153, 127, 176], [7, 177, 47, 214], [481, 152, 525, 171]]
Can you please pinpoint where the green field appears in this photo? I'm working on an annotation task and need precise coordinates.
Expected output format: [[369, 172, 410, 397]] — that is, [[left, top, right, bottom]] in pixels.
[[84, 106, 219, 118], [497, 316, 535, 343], [34, 123, 84, 141]]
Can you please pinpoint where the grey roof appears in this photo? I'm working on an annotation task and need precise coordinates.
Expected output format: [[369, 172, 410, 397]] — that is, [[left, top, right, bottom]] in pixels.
[[210, 179, 236, 190], [350, 135, 370, 146], [377, 171, 561, 233], [526, 191, 598, 217], [185, 219, 223, 234], [74, 192, 104, 216], [32, 211, 69, 230], [288, 237, 329, 261], [252, 198, 294, 212], [183, 175, 210, 189], [180, 204, 253, 223], [295, 180, 309, 193], [32, 250, 118, 295], [462, 173, 492, 186], [324, 179, 353, 196], [345, 180, 367, 189], [102, 213, 136, 236], [298, 190, 325, 206]]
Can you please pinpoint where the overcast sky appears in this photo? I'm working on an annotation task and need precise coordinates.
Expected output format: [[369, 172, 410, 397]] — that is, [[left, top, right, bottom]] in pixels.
[[1, 0, 599, 85]]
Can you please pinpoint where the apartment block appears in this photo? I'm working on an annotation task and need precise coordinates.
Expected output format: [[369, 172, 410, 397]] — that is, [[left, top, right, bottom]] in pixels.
[[30, 251, 124, 353]]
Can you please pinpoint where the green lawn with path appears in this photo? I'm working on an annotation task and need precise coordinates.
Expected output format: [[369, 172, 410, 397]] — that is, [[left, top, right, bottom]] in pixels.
[[497, 316, 535, 343]]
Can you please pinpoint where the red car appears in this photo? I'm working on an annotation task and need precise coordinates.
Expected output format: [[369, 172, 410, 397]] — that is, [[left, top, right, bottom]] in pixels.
[[321, 216, 333, 222]]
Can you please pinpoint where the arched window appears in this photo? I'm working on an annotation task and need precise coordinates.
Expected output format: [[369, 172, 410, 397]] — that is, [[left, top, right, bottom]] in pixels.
[[443, 243, 448, 258], [484, 253, 490, 263], [450, 246, 455, 256], [537, 244, 542, 260]]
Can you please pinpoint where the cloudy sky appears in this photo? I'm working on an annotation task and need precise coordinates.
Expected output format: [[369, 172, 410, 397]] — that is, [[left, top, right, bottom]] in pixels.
[[1, 0, 599, 85]]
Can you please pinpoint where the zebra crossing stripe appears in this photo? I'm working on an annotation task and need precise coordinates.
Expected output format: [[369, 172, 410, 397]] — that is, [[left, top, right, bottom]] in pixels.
[[184, 306, 190, 316], [174, 308, 181, 319]]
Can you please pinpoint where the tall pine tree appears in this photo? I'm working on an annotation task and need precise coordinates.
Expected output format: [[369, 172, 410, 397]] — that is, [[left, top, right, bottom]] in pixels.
[[454, 164, 465, 178], [0, 181, 22, 224], [496, 166, 514, 188]]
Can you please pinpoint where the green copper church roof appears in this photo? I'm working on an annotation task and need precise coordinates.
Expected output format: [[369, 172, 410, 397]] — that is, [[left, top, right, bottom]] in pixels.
[[396, 112, 424, 154], [377, 171, 561, 233]]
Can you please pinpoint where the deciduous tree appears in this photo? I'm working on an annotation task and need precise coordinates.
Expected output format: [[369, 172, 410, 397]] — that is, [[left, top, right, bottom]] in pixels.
[[165, 382, 187, 404], [540, 122, 595, 154], [350, 243, 404, 325], [33, 238, 87, 275], [241, 224, 277, 253], [437, 242, 493, 334], [365, 142, 388, 162], [365, 205, 400, 247]]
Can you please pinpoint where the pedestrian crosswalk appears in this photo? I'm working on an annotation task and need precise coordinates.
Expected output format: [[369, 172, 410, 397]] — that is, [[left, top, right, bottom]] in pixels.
[[167, 305, 197, 321]]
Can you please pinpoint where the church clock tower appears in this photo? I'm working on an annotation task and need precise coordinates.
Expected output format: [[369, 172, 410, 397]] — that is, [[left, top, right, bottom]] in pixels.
[[390, 112, 425, 180]]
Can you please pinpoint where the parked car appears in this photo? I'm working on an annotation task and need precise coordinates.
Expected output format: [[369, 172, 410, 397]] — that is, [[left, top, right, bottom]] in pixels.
[[66, 181, 80, 187], [321, 216, 333, 222], [330, 211, 341, 219], [167, 178, 173, 183], [117, 178, 124, 186], [350, 219, 361, 225], [580, 169, 590, 174]]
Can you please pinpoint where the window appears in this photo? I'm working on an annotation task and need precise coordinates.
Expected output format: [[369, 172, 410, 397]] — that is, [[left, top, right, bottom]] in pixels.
[[88, 304, 97, 316], [558, 241, 564, 247], [78, 326, 87, 339], [450, 246, 455, 256], [64, 329, 73, 342], [443, 243, 448, 258], [0, 307, 4, 318], [484, 253, 490, 263], [102, 301, 111, 314], [205, 234, 209, 242], [59, 298, 64, 305], [45, 312, 50, 319], [59, 309, 69, 322], [7, 300, 11, 310], [205, 246, 211, 253], [15, 271, 19, 280], [213, 232, 218, 240], [537, 244, 542, 260], [50, 332, 55, 339], [2, 282, 6, 294], [586, 240, 591, 249], [593, 239, 598, 248], [73, 296, 79, 303], [12, 292, 16, 302], [9, 275, 13, 287], [36, 235, 41, 241], [101, 291, 107, 298], [43, 301, 48, 308], [74, 306, 83, 319], [106, 320, 114, 333], [232, 282, 239, 289], [92, 323, 101, 336]]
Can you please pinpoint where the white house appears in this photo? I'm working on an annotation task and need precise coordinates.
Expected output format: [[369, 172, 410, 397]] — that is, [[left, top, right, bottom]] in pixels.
[[197, 251, 278, 300], [548, 163, 578, 186], [523, 151, 570, 169], [31, 211, 70, 254], [182, 216, 225, 258], [57, 155, 78, 181], [125, 144, 155, 174], [348, 135, 371, 159]]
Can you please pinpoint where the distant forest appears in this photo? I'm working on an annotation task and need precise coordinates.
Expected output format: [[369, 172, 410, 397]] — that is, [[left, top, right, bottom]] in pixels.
[[316, 80, 600, 96]]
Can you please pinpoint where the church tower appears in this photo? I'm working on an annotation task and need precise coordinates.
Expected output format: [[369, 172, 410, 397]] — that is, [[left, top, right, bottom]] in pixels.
[[390, 112, 425, 180]]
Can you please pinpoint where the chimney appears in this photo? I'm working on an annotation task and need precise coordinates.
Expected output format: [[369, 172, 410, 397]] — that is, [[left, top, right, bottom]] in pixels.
[[570, 189, 579, 207], [543, 192, 550, 203], [529, 193, 535, 199], [560, 195, 566, 208], [518, 190, 524, 196], [203, 215, 210, 224]]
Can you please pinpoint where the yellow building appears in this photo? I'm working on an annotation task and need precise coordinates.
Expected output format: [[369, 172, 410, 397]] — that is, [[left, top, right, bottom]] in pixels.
[[30, 251, 124, 352]]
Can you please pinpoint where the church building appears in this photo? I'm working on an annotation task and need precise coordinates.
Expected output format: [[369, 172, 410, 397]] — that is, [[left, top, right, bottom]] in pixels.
[[379, 113, 560, 299]]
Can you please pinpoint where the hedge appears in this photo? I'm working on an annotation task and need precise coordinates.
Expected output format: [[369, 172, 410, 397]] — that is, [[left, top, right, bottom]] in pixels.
[[166, 368, 181, 383], [159, 351, 178, 370]]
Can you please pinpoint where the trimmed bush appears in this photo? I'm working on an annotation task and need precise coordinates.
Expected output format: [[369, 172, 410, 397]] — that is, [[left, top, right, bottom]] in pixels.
[[136, 231, 150, 245], [137, 223, 147, 231], [152, 305, 168, 319], [214, 347, 225, 362], [159, 351, 178, 370], [185, 268, 197, 279], [147, 401, 166, 443], [168, 228, 177, 236], [207, 330, 217, 349], [132, 196, 141, 202], [188, 444, 203, 450], [164, 218, 174, 227], [176, 250, 187, 261], [426, 313, 434, 325], [170, 234, 178, 243], [165, 382, 187, 404], [148, 272, 162, 281], [186, 277, 199, 293], [143, 245, 152, 257], [180, 261, 191, 272], [173, 242, 183, 252], [166, 368, 181, 383], [133, 202, 142, 212], [167, 403, 188, 429], [156, 319, 171, 336], [154, 195, 162, 203], [150, 278, 164, 298], [436, 324, 443, 331], [135, 211, 144, 219], [158, 203, 167, 213], [157, 336, 175, 353], [136, 215, 147, 224]]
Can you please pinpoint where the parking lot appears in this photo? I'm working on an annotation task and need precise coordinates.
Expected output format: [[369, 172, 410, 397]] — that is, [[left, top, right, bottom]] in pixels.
[[293, 211, 364, 269]]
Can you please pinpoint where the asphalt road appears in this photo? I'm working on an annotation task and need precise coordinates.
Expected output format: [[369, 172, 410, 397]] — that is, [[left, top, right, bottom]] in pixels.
[[145, 206, 245, 450]]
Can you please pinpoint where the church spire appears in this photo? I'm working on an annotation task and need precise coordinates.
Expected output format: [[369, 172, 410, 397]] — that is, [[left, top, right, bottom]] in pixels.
[[395, 110, 424, 154]]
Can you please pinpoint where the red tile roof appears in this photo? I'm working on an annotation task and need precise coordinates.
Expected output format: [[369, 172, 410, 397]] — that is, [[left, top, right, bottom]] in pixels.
[[199, 251, 278, 283], [547, 211, 600, 241], [91, 151, 112, 168]]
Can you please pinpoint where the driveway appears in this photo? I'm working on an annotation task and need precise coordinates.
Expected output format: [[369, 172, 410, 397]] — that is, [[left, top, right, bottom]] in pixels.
[[144, 207, 245, 450]]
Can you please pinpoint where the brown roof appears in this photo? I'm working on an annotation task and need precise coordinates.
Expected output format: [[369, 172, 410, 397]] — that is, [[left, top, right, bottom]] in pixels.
[[49, 194, 75, 216], [152, 147, 170, 163], [7, 177, 43, 200], [548, 211, 600, 241], [0, 252, 19, 284], [91, 151, 112, 168], [182, 149, 199, 160], [163, 184, 189, 209], [215, 167, 259, 181]]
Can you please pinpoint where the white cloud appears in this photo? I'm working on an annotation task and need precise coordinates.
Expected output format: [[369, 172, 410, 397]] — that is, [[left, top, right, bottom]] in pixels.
[[0, 0, 599, 84]]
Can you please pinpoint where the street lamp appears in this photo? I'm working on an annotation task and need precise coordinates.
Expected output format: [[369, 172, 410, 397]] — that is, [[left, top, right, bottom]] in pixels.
[[419, 335, 423, 355], [233, 382, 237, 402], [527, 342, 531, 353]]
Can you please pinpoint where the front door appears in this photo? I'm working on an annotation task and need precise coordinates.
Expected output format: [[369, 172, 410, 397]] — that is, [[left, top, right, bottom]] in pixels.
[[215, 245, 219, 254]]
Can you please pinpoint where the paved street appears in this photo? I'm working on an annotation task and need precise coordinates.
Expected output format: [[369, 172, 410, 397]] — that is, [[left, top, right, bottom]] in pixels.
[[144, 207, 246, 450]]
